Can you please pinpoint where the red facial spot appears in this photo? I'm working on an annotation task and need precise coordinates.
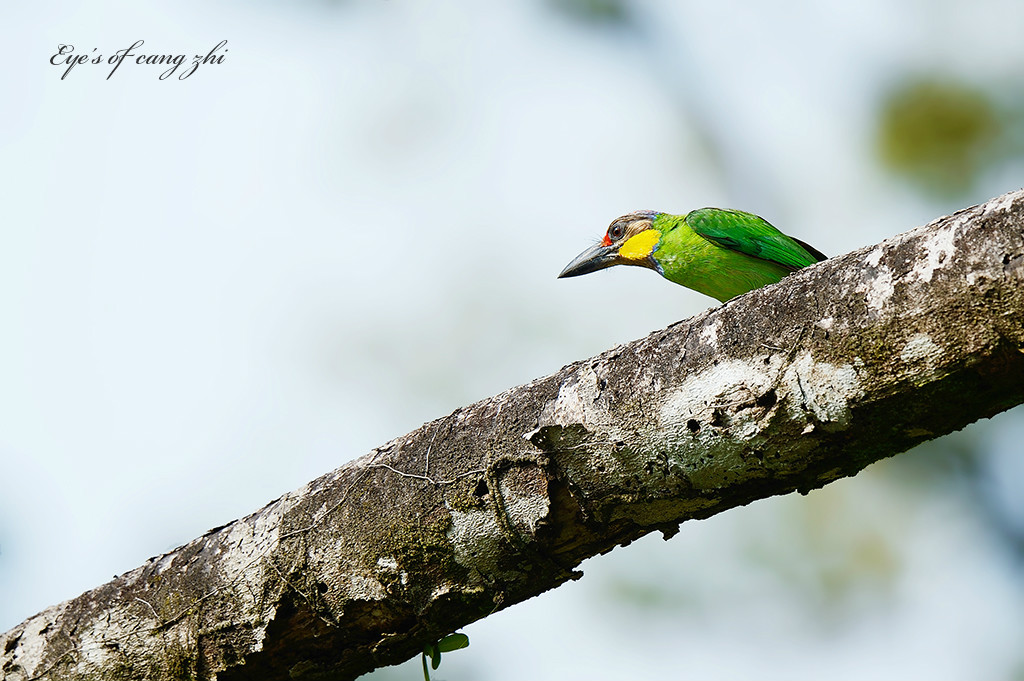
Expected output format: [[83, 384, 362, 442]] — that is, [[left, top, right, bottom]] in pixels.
[[601, 233, 612, 247]]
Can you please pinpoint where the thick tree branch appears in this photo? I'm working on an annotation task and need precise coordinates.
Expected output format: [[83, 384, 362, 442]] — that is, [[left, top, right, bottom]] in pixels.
[[4, 190, 1024, 681]]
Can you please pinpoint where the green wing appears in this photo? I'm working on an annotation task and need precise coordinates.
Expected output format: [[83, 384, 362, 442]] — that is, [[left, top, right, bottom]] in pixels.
[[686, 208, 826, 270]]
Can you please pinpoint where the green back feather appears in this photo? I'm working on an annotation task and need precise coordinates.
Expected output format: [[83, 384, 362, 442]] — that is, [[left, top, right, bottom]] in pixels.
[[684, 208, 825, 271], [647, 209, 825, 302]]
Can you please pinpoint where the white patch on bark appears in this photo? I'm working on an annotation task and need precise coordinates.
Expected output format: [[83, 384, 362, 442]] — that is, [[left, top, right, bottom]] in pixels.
[[700, 320, 720, 347], [447, 508, 505, 576], [81, 607, 166, 670], [656, 352, 862, 441], [448, 487, 548, 577], [900, 333, 943, 365], [545, 366, 601, 425], [429, 584, 453, 601], [156, 553, 177, 574], [865, 247, 884, 267], [857, 265, 895, 310], [345, 574, 387, 601], [503, 493, 549, 535], [77, 621, 113, 667], [220, 500, 283, 579], [8, 606, 63, 677], [982, 189, 1023, 216], [658, 359, 775, 429], [375, 556, 409, 587], [910, 220, 959, 284], [781, 352, 863, 426]]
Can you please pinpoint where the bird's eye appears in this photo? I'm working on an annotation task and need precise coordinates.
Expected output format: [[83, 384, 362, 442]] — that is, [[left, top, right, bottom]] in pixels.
[[608, 223, 625, 240]]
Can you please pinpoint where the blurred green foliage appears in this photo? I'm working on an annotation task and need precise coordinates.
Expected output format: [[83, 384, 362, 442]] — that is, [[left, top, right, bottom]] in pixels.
[[602, 480, 904, 624], [875, 77, 1006, 198], [547, 0, 630, 25]]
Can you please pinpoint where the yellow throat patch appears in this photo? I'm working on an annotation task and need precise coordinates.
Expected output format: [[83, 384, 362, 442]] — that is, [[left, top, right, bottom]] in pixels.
[[619, 229, 661, 261]]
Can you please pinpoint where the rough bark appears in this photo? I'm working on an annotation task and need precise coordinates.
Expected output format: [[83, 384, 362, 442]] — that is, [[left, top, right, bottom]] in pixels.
[[4, 190, 1024, 681]]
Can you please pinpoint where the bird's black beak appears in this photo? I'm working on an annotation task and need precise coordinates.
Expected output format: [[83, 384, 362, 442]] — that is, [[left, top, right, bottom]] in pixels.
[[558, 243, 621, 278]]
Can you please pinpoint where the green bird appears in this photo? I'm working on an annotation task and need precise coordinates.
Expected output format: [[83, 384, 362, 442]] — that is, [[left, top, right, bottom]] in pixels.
[[558, 208, 826, 302]]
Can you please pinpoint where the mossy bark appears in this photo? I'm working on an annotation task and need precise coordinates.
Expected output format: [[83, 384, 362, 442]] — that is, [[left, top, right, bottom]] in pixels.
[[4, 190, 1024, 681]]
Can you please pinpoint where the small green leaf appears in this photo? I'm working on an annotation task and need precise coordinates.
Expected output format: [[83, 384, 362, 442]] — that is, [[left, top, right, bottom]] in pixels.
[[422, 631, 470, 679], [436, 633, 470, 653]]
